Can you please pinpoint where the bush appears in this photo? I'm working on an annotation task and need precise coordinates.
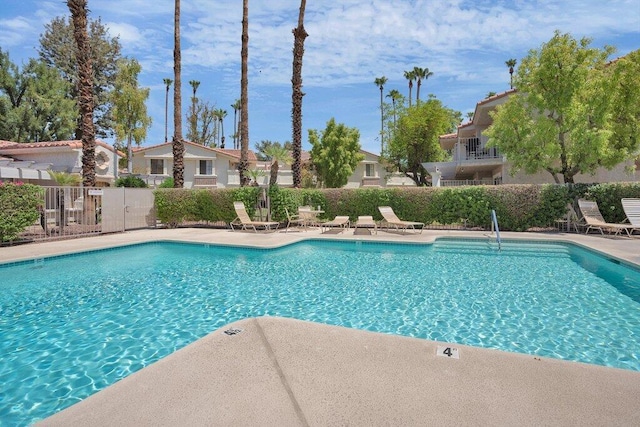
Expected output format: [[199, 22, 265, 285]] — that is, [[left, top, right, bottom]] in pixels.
[[150, 183, 640, 231], [0, 182, 42, 242], [115, 176, 148, 188], [158, 177, 174, 188]]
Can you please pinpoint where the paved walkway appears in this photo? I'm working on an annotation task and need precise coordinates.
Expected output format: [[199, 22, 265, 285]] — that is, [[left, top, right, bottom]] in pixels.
[[1, 228, 638, 426]]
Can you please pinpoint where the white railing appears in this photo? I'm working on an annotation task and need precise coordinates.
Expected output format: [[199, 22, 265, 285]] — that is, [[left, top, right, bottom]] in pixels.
[[454, 137, 502, 161], [441, 178, 502, 187]]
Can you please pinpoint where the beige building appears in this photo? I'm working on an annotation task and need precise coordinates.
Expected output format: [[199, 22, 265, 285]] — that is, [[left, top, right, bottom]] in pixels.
[[0, 140, 121, 186], [423, 90, 639, 186]]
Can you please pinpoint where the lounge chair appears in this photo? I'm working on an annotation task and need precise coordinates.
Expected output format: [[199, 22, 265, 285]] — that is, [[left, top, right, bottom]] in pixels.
[[577, 199, 636, 237], [230, 201, 279, 232], [378, 206, 423, 234], [321, 216, 350, 233], [354, 215, 377, 235], [284, 207, 306, 232], [622, 198, 640, 228]]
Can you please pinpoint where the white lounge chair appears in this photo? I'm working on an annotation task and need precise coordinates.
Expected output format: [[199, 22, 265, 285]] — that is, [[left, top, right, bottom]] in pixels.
[[231, 201, 279, 232], [284, 207, 306, 232], [577, 199, 636, 237], [321, 216, 350, 233], [378, 206, 423, 234], [354, 215, 377, 235], [621, 198, 640, 235]]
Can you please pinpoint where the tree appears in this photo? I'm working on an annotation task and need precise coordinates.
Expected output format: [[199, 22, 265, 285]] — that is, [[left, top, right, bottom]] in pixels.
[[188, 80, 200, 141], [254, 140, 293, 160], [112, 58, 151, 173], [413, 66, 433, 104], [291, 0, 308, 188], [238, 0, 250, 186], [486, 32, 639, 184], [67, 0, 96, 188], [374, 76, 387, 153], [231, 99, 241, 149], [172, 0, 184, 188], [386, 89, 403, 130], [214, 108, 227, 148], [263, 143, 292, 186], [505, 58, 517, 89], [163, 78, 173, 142], [403, 69, 415, 107], [0, 51, 76, 142], [308, 118, 364, 188], [386, 98, 458, 186], [38, 15, 121, 139]]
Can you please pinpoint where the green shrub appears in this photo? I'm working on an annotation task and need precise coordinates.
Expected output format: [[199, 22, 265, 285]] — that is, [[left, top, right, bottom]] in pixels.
[[158, 177, 174, 188], [115, 176, 148, 188], [0, 182, 42, 242]]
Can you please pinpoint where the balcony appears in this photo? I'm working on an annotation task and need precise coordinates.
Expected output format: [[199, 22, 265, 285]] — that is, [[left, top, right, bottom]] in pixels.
[[452, 137, 502, 162]]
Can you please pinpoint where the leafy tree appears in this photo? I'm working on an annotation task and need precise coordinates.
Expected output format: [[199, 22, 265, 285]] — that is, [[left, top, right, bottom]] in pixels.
[[112, 58, 151, 173], [0, 51, 76, 142], [263, 143, 293, 186], [291, 0, 308, 188], [67, 0, 96, 188], [186, 100, 217, 146], [38, 15, 121, 139], [486, 31, 640, 184], [386, 98, 459, 186], [255, 140, 293, 160], [308, 118, 364, 188]]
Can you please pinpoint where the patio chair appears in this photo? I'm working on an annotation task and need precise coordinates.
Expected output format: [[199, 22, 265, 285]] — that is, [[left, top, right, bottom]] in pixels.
[[230, 201, 279, 233], [284, 207, 306, 233], [622, 198, 640, 232], [577, 199, 636, 237], [555, 202, 585, 233], [321, 216, 350, 234], [354, 215, 377, 235], [378, 206, 423, 234]]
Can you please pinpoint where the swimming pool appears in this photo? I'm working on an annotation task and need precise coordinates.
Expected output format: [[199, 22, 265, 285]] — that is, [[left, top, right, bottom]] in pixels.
[[1, 238, 639, 425]]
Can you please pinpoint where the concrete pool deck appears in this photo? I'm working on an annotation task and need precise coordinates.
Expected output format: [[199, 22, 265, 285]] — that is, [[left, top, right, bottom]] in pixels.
[[1, 228, 639, 425]]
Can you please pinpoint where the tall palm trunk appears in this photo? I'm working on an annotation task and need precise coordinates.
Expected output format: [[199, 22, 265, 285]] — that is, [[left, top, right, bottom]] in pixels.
[[172, 0, 184, 187], [67, 0, 96, 188], [291, 0, 308, 188], [163, 78, 172, 142], [238, 0, 250, 186]]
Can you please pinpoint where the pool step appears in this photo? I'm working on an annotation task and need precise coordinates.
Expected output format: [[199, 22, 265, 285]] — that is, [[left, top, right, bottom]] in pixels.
[[432, 239, 570, 257]]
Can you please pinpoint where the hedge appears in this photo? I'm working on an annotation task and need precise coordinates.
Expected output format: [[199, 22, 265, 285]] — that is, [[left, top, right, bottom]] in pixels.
[[0, 182, 42, 242], [152, 183, 640, 231]]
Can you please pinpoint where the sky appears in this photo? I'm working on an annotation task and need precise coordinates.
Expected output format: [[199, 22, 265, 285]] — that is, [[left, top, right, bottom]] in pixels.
[[1, 0, 639, 154]]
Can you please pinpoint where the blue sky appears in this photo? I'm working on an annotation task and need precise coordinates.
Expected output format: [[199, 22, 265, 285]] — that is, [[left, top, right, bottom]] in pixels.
[[1, 0, 639, 154]]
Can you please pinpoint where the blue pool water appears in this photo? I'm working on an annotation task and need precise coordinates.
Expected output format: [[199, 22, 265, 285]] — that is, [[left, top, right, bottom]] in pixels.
[[1, 239, 640, 425]]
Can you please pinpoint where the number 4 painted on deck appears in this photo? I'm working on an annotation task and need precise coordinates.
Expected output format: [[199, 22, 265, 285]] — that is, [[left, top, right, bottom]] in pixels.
[[436, 345, 460, 359]]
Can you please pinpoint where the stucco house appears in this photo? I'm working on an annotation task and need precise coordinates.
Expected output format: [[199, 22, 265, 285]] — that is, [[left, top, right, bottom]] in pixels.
[[0, 140, 121, 186], [130, 141, 399, 189], [423, 90, 639, 186]]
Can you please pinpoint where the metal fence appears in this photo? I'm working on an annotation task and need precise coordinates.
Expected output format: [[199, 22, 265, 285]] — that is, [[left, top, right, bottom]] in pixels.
[[18, 187, 157, 242]]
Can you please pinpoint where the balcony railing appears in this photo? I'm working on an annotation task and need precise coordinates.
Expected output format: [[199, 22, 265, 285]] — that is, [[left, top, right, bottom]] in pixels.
[[451, 137, 502, 161], [441, 177, 503, 187]]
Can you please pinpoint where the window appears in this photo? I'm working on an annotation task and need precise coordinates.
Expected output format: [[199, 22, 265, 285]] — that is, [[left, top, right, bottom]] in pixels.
[[199, 160, 213, 175], [365, 163, 375, 177], [150, 159, 164, 174]]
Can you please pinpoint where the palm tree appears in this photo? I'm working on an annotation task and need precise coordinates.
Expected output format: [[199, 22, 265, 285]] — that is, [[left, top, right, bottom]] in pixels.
[[403, 69, 415, 107], [413, 66, 433, 104], [374, 76, 387, 154], [215, 108, 228, 148], [264, 144, 292, 186], [188, 80, 200, 141], [291, 0, 308, 188], [386, 89, 402, 130], [238, 0, 250, 186], [172, 0, 184, 188], [231, 99, 241, 149], [67, 0, 96, 188], [505, 58, 517, 89], [163, 78, 173, 142]]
